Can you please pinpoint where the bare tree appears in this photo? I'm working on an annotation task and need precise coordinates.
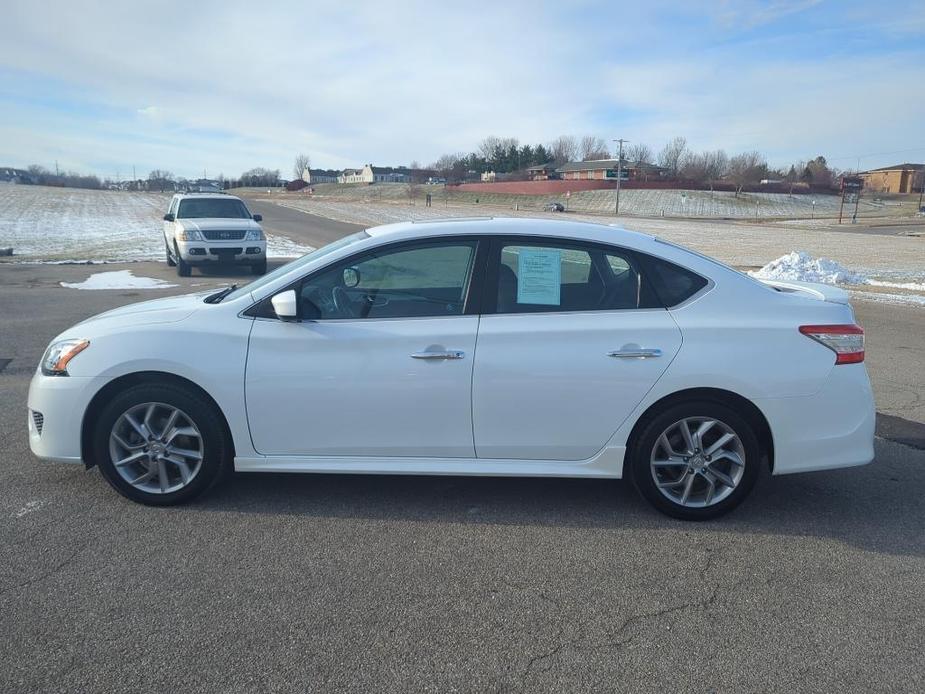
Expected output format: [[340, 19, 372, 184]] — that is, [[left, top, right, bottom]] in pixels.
[[658, 137, 687, 177], [147, 169, 175, 192], [727, 151, 768, 196], [625, 143, 653, 164], [548, 135, 579, 165], [293, 154, 311, 181], [680, 149, 728, 184], [579, 135, 610, 161]]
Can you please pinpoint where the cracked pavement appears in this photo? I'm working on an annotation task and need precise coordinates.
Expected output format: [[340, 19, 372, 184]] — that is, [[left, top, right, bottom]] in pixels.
[[1, 256, 924, 693]]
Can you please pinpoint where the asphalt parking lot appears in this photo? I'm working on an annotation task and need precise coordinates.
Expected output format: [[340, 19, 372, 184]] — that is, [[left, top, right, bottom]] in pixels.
[[1, 229, 924, 692]]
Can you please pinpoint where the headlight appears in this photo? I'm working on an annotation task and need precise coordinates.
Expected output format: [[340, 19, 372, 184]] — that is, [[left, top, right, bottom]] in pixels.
[[41, 339, 90, 376], [177, 228, 202, 241], [244, 229, 265, 241]]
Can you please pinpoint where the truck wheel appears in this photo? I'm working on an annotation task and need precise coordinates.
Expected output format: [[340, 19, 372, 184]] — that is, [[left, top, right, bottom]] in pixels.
[[175, 244, 192, 277], [165, 242, 176, 267], [251, 260, 267, 275]]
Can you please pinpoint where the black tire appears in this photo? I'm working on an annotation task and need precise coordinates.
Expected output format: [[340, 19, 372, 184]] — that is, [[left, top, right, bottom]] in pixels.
[[251, 259, 267, 275], [176, 246, 192, 277], [92, 382, 231, 506], [165, 241, 176, 267], [628, 400, 760, 521]]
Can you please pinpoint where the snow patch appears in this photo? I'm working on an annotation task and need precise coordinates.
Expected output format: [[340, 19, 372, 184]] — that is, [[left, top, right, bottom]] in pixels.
[[750, 251, 868, 285], [60, 270, 178, 290]]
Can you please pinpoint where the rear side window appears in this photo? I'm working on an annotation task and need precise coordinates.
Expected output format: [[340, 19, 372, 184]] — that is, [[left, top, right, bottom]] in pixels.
[[496, 243, 645, 313], [638, 254, 708, 307]]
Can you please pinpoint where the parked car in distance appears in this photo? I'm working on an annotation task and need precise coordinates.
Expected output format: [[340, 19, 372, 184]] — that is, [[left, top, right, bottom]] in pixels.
[[29, 217, 874, 519], [162, 193, 266, 276], [544, 201, 565, 212]]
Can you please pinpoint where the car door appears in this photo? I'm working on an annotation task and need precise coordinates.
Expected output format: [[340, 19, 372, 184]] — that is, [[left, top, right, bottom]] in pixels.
[[472, 237, 682, 461], [163, 196, 178, 245], [245, 237, 485, 458]]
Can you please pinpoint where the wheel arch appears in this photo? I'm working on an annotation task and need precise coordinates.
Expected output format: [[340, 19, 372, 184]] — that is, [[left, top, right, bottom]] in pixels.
[[80, 371, 235, 468], [625, 387, 774, 473]]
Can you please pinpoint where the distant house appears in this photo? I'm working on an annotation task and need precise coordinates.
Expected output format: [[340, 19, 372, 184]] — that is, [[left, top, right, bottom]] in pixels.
[[557, 159, 667, 182], [480, 170, 496, 183], [302, 168, 339, 184], [858, 163, 924, 194], [0, 167, 36, 184], [526, 163, 559, 181], [337, 164, 411, 184]]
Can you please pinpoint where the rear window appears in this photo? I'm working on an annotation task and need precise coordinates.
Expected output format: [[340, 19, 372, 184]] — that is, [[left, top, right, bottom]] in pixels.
[[638, 255, 709, 307], [178, 198, 251, 219]]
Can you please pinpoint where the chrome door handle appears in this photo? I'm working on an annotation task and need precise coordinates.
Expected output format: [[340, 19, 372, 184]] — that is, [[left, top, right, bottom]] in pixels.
[[608, 348, 662, 359], [411, 350, 465, 360]]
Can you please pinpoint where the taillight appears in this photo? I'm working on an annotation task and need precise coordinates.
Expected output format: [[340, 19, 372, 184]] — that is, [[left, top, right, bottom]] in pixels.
[[799, 324, 864, 364]]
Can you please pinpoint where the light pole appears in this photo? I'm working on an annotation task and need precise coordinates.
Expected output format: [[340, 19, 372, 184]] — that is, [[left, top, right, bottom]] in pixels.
[[613, 138, 628, 215]]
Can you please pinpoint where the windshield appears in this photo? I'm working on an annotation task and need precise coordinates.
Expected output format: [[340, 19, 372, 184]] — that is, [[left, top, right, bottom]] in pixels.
[[178, 198, 251, 219], [222, 230, 370, 302]]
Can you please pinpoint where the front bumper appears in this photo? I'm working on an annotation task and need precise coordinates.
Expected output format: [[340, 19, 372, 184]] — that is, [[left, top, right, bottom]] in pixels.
[[28, 370, 98, 463], [177, 240, 265, 264], [756, 363, 876, 475]]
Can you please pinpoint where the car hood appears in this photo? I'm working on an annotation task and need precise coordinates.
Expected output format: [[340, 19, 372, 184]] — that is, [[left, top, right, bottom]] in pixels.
[[68, 291, 213, 334], [177, 218, 260, 231]]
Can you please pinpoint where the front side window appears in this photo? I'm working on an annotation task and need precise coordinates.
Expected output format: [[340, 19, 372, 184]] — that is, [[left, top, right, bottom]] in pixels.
[[177, 198, 251, 219], [301, 241, 478, 319], [495, 242, 646, 313]]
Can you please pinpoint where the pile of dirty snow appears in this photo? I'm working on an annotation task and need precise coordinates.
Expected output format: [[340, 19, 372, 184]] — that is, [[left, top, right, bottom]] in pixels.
[[750, 251, 868, 285], [60, 270, 177, 290]]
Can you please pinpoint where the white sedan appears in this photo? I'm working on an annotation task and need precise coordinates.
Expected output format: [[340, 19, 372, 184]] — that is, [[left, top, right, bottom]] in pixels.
[[28, 218, 874, 519]]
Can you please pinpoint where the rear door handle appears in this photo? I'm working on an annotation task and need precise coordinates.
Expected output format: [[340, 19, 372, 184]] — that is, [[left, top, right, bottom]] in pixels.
[[608, 348, 662, 359], [411, 350, 465, 360]]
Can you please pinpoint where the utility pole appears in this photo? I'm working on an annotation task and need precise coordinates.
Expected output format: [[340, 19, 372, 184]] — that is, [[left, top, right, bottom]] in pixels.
[[613, 138, 628, 215]]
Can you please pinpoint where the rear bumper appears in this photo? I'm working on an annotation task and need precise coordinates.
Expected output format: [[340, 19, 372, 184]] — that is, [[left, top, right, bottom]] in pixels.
[[177, 240, 265, 264], [756, 363, 876, 475]]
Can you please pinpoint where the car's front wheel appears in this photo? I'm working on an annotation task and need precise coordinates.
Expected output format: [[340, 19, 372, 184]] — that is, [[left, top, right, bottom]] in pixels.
[[629, 401, 760, 520], [92, 382, 230, 505], [251, 259, 267, 275]]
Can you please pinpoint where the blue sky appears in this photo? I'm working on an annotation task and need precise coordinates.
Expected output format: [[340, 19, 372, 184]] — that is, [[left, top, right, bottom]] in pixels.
[[1, 0, 923, 179]]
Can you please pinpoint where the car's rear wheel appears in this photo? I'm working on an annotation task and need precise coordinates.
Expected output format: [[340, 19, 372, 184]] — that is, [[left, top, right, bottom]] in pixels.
[[165, 241, 176, 266], [92, 383, 230, 505], [251, 259, 267, 275], [629, 401, 759, 520]]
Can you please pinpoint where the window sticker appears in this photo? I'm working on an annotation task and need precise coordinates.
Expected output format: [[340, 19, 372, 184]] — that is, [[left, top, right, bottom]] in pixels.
[[517, 248, 561, 305]]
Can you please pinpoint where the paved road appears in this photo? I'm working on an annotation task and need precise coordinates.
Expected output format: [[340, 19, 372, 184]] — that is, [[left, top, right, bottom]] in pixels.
[[248, 197, 364, 246], [1, 230, 924, 691]]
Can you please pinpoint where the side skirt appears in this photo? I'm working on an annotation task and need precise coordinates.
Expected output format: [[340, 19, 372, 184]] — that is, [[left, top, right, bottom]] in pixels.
[[234, 446, 626, 479]]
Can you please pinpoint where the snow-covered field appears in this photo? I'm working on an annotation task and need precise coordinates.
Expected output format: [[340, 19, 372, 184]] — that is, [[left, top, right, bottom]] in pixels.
[[0, 185, 312, 262], [270, 197, 925, 306], [274, 182, 918, 220]]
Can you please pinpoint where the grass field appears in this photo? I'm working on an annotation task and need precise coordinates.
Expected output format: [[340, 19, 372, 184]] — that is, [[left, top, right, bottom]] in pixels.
[[239, 182, 924, 221]]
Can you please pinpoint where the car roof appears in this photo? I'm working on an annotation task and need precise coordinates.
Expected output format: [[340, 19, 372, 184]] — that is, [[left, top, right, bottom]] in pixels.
[[173, 193, 242, 201], [365, 216, 656, 245]]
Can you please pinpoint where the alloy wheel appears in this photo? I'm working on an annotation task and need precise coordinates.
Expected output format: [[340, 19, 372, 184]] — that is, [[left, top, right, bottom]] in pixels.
[[649, 417, 746, 508], [109, 402, 204, 494]]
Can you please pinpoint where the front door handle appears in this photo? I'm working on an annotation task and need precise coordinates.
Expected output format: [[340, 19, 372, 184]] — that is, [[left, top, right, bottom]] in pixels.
[[411, 350, 465, 360], [608, 348, 662, 359]]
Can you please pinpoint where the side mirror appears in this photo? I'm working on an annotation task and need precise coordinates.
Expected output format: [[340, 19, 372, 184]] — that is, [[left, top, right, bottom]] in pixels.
[[252, 214, 263, 222], [163, 213, 175, 221], [270, 290, 298, 321], [343, 267, 361, 288]]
